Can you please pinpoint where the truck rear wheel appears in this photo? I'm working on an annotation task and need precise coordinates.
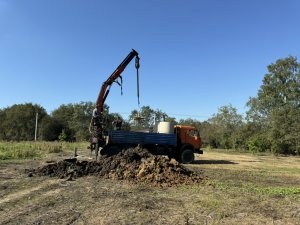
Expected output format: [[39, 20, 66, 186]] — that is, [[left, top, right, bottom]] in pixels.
[[180, 149, 195, 164]]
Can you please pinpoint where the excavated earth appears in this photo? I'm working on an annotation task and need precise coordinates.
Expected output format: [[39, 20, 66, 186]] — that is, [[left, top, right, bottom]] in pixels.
[[30, 147, 203, 187]]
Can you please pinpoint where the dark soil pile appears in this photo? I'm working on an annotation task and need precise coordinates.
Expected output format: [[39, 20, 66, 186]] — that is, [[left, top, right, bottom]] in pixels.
[[31, 147, 203, 187]]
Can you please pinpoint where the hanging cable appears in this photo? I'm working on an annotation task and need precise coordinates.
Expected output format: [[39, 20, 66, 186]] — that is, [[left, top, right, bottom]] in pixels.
[[113, 76, 123, 95], [120, 76, 123, 95], [135, 55, 140, 107]]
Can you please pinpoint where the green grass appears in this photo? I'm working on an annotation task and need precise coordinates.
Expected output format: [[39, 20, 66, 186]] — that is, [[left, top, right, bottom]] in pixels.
[[254, 186, 300, 196], [0, 141, 88, 160], [0, 142, 41, 160], [214, 181, 300, 197], [203, 146, 274, 156], [193, 150, 300, 209]]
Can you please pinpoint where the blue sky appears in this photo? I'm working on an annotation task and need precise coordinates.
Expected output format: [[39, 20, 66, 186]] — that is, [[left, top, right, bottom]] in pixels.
[[0, 0, 299, 121]]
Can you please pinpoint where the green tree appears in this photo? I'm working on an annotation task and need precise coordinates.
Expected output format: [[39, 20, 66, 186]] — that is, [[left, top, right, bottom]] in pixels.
[[199, 121, 219, 148], [52, 101, 95, 141], [0, 103, 47, 141], [58, 129, 68, 142], [178, 118, 201, 132], [268, 106, 300, 154], [247, 56, 300, 154], [0, 109, 5, 139], [128, 106, 176, 131], [207, 104, 244, 149], [40, 116, 66, 141], [71, 102, 95, 140], [129, 106, 154, 130]]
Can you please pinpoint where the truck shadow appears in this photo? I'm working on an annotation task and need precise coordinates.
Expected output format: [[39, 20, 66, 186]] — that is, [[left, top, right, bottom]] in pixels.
[[192, 160, 238, 165]]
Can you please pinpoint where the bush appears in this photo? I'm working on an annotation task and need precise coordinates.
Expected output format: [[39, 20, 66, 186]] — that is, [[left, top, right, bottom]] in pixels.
[[246, 134, 271, 153]]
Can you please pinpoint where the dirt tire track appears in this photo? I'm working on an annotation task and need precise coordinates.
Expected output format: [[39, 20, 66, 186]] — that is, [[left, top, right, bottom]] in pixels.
[[0, 179, 61, 204]]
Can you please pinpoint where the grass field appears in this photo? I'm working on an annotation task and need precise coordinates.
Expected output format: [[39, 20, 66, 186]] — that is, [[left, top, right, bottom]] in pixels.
[[0, 145, 300, 224], [0, 141, 87, 160]]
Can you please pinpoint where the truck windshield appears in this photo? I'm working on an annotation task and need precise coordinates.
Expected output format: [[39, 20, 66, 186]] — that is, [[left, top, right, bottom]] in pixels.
[[188, 130, 199, 137]]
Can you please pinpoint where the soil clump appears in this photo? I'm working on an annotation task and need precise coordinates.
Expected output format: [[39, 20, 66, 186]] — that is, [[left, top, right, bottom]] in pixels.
[[30, 147, 203, 187]]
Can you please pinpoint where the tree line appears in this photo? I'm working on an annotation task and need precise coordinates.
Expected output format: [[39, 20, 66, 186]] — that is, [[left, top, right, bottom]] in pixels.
[[0, 56, 299, 155]]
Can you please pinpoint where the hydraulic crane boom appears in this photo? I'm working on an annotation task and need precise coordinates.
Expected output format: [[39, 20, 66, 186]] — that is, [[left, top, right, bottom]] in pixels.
[[89, 49, 140, 159], [96, 49, 140, 113]]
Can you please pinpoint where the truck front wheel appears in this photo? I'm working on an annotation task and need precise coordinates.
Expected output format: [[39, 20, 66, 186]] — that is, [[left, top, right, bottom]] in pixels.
[[180, 149, 195, 164]]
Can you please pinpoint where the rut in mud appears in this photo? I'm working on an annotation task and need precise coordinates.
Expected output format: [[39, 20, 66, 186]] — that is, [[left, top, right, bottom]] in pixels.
[[30, 147, 203, 187]]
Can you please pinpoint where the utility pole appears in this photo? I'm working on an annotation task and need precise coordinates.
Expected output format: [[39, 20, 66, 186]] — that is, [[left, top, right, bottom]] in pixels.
[[35, 112, 38, 141]]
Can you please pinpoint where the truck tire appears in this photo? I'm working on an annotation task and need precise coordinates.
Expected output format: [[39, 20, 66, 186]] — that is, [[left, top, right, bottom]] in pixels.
[[180, 149, 195, 164], [106, 145, 122, 156]]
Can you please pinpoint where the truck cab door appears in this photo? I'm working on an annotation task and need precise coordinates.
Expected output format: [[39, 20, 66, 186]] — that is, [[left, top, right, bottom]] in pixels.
[[185, 129, 201, 149]]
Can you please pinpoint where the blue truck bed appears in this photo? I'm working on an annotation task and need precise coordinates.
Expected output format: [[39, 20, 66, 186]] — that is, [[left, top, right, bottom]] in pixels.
[[108, 130, 177, 146]]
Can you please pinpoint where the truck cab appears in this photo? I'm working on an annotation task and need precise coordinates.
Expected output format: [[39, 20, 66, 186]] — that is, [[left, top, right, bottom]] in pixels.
[[175, 125, 202, 150], [174, 125, 203, 163]]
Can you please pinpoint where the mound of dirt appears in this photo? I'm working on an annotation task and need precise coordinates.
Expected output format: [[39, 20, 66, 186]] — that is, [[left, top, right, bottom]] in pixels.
[[30, 147, 203, 187]]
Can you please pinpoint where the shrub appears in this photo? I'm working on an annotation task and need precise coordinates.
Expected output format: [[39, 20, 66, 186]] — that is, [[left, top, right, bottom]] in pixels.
[[246, 134, 271, 153]]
